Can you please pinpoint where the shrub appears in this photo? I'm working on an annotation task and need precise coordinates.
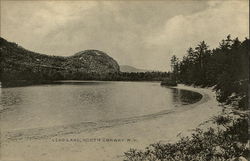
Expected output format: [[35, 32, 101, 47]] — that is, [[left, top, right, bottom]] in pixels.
[[123, 114, 249, 161]]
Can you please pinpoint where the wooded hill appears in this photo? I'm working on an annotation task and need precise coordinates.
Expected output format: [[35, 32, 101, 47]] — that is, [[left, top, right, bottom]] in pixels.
[[0, 37, 169, 87]]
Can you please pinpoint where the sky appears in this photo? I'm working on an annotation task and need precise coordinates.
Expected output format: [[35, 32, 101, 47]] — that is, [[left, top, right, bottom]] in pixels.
[[1, 0, 249, 71]]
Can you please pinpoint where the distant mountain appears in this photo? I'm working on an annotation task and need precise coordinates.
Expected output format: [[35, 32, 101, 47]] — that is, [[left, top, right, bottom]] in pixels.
[[0, 37, 120, 85], [120, 65, 151, 73]]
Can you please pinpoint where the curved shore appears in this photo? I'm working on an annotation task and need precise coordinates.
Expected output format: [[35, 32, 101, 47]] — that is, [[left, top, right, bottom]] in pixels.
[[1, 84, 221, 161]]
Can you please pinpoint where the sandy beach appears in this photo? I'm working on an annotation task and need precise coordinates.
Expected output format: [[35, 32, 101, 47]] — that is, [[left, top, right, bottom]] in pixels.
[[0, 84, 222, 161]]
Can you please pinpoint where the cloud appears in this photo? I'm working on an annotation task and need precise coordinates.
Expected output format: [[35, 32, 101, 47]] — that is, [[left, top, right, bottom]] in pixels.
[[145, 0, 249, 64]]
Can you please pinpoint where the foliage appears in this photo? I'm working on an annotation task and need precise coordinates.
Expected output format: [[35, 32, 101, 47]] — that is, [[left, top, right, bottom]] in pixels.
[[124, 114, 249, 161], [172, 35, 249, 110], [160, 78, 177, 86]]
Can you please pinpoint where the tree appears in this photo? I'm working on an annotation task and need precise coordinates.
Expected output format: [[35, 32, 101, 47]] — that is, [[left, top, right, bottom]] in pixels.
[[173, 35, 249, 109], [170, 55, 179, 80]]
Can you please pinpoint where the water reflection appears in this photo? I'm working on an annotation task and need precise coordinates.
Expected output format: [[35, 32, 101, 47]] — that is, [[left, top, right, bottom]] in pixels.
[[171, 88, 202, 105], [0, 88, 23, 108], [52, 81, 111, 86]]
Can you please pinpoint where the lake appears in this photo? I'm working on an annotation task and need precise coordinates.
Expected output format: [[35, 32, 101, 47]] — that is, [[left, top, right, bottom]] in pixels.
[[0, 81, 202, 131]]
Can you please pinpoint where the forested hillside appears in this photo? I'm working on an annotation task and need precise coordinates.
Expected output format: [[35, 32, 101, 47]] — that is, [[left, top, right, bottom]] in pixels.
[[0, 37, 120, 86], [0, 37, 169, 87]]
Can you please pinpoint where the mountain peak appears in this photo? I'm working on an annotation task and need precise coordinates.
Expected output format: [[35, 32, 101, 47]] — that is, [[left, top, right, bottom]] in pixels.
[[74, 50, 107, 57]]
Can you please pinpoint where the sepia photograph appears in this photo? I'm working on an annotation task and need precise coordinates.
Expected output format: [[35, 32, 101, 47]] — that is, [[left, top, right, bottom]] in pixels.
[[0, 0, 249, 161]]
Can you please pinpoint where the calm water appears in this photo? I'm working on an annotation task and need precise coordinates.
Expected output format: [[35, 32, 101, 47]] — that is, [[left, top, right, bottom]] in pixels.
[[0, 81, 201, 131]]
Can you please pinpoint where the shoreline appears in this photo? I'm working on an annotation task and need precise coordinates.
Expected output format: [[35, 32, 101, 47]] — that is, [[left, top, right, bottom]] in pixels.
[[0, 84, 222, 161]]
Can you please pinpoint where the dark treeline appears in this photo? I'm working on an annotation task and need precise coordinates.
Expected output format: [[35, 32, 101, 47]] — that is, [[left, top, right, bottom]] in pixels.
[[2, 72, 169, 88], [59, 71, 169, 81], [171, 35, 249, 110], [1, 69, 169, 87]]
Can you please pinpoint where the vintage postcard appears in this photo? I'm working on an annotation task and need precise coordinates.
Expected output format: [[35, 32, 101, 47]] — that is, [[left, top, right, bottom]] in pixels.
[[0, 0, 249, 161]]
